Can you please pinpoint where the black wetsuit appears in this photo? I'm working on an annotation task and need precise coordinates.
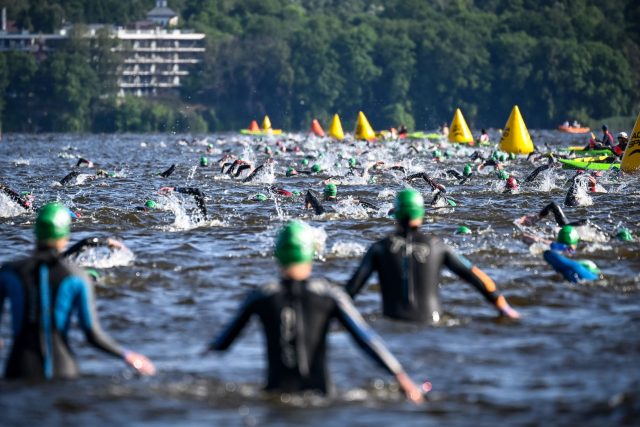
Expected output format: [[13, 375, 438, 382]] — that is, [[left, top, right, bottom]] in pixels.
[[305, 190, 326, 215], [538, 202, 586, 226], [346, 228, 508, 322], [159, 164, 176, 178], [59, 171, 81, 185], [0, 248, 125, 379], [0, 184, 32, 210], [174, 187, 207, 220], [404, 173, 445, 192], [209, 278, 403, 394], [63, 237, 112, 258]]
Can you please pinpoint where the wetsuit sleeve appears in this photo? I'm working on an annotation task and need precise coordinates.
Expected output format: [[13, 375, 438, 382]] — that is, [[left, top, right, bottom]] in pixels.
[[209, 290, 261, 351], [332, 288, 403, 376], [73, 277, 125, 358], [543, 250, 599, 283], [443, 247, 503, 307], [538, 202, 568, 226], [525, 164, 549, 183], [304, 190, 325, 215], [345, 243, 379, 298], [63, 237, 107, 258], [241, 164, 260, 181], [175, 187, 207, 219]]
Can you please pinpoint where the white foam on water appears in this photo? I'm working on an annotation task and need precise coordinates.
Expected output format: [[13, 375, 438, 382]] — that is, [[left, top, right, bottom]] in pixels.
[[13, 158, 30, 166], [333, 197, 369, 219], [329, 241, 366, 258], [0, 193, 28, 218], [71, 246, 136, 269]]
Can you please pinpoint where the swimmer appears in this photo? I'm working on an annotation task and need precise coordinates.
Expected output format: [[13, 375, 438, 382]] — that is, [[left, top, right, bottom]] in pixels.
[[0, 184, 34, 210], [0, 203, 155, 379], [205, 221, 424, 402], [159, 186, 207, 220], [543, 226, 601, 283], [159, 164, 176, 178], [346, 189, 520, 322]]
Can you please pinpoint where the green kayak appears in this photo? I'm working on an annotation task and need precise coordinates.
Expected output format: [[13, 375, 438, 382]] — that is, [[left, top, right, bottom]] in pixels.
[[406, 132, 442, 140], [559, 158, 620, 170]]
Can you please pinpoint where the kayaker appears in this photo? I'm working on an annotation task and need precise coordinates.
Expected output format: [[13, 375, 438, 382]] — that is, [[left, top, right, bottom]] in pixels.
[[0, 203, 155, 379], [345, 189, 520, 323], [205, 221, 425, 402]]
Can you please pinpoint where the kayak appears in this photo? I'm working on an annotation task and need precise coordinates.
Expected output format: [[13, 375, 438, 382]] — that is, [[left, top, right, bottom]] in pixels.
[[240, 129, 283, 136], [559, 158, 620, 170], [565, 146, 614, 156], [406, 132, 442, 140], [558, 125, 591, 133]]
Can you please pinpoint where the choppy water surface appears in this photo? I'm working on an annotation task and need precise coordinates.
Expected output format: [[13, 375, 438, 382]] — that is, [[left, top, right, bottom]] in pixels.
[[0, 132, 639, 426]]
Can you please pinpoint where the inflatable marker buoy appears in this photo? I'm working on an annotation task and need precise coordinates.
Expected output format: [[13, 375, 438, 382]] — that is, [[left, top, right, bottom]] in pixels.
[[499, 105, 534, 154], [621, 111, 640, 173], [328, 114, 344, 140], [448, 108, 474, 143], [310, 119, 325, 137], [354, 111, 376, 141], [248, 120, 259, 131]]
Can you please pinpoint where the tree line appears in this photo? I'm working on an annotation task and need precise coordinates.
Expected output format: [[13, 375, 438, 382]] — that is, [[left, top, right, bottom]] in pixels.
[[0, 0, 638, 133]]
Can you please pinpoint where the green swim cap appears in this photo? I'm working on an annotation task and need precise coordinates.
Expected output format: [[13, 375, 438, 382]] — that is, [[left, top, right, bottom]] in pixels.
[[509, 152, 516, 160], [577, 260, 600, 275], [35, 202, 71, 241], [20, 191, 32, 197], [394, 189, 425, 221], [463, 164, 473, 177], [207, 143, 213, 149], [324, 183, 337, 197], [446, 197, 457, 207], [348, 158, 357, 167], [292, 190, 301, 196], [616, 228, 633, 242], [85, 268, 101, 281], [145, 200, 157, 209], [274, 221, 315, 266], [433, 149, 442, 158], [334, 162, 341, 168], [499, 153, 508, 162], [311, 164, 322, 173], [456, 225, 472, 234], [557, 225, 579, 246], [200, 156, 208, 166], [254, 193, 268, 202], [301, 159, 309, 166], [497, 170, 509, 180], [286, 167, 297, 177]]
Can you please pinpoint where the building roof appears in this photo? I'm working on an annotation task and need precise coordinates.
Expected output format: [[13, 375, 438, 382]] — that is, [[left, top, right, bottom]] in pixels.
[[147, 7, 178, 18]]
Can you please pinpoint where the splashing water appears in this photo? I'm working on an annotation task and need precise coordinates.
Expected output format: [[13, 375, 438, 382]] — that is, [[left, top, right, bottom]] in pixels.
[[572, 178, 593, 207], [70, 246, 136, 269], [332, 197, 369, 219], [0, 193, 28, 218], [536, 169, 558, 192], [329, 241, 366, 258]]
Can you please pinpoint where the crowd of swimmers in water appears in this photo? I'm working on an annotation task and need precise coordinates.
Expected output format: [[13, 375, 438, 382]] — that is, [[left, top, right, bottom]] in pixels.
[[0, 125, 635, 404]]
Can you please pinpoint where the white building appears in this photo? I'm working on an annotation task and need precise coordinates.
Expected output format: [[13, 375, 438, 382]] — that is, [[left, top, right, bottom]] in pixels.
[[114, 27, 205, 97]]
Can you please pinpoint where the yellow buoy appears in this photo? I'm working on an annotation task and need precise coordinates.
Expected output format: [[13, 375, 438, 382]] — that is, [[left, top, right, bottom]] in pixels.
[[499, 105, 534, 154], [328, 114, 344, 140], [621, 111, 640, 173], [354, 111, 376, 141], [262, 115, 272, 131], [448, 108, 474, 143]]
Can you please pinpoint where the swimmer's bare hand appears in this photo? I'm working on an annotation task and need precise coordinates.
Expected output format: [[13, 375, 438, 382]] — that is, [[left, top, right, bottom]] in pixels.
[[106, 238, 124, 250], [396, 372, 425, 404], [124, 351, 156, 376], [518, 214, 538, 226], [158, 187, 174, 194]]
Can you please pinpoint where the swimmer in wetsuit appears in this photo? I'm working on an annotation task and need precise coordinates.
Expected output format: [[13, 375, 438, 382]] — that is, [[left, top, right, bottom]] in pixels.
[[304, 185, 379, 216], [63, 236, 126, 258], [518, 202, 587, 227], [543, 226, 600, 283], [0, 203, 155, 380], [205, 221, 424, 402], [159, 186, 208, 220], [0, 184, 34, 210], [346, 189, 520, 323]]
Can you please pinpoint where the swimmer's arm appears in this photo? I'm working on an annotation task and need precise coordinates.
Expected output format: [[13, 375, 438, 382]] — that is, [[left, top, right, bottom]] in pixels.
[[63, 237, 104, 258], [72, 277, 126, 358], [345, 244, 379, 298], [539, 202, 568, 226], [241, 164, 261, 182], [304, 190, 325, 215], [444, 249, 520, 319], [333, 288, 403, 376], [175, 187, 207, 218], [209, 290, 261, 351]]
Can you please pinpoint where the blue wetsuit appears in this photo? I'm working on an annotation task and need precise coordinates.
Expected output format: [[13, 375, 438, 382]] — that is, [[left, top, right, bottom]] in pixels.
[[0, 248, 125, 379], [543, 243, 599, 283]]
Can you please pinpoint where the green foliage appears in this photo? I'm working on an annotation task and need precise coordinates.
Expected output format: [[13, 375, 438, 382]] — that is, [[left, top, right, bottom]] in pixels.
[[1, 0, 639, 132]]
